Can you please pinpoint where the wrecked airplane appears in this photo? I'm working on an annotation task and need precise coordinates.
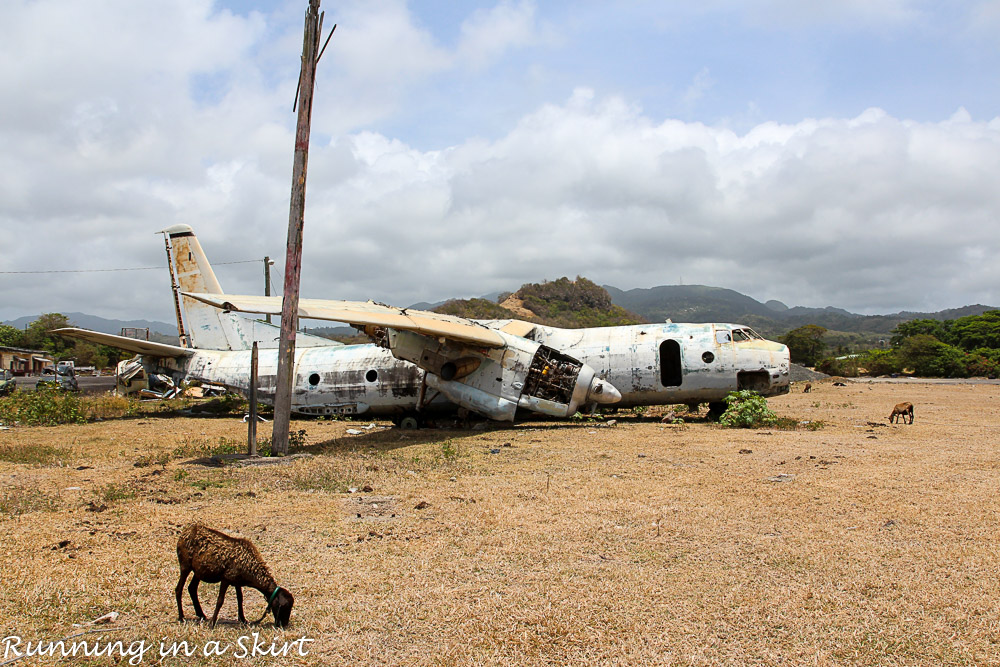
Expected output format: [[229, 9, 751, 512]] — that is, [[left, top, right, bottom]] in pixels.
[[57, 225, 790, 423]]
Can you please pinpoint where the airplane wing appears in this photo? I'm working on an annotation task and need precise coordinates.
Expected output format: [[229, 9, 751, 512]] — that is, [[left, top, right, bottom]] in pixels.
[[54, 328, 194, 358], [182, 293, 619, 421], [182, 293, 506, 348]]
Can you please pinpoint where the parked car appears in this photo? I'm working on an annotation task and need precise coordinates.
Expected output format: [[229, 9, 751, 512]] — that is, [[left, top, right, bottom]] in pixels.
[[36, 365, 79, 391], [0, 369, 15, 396]]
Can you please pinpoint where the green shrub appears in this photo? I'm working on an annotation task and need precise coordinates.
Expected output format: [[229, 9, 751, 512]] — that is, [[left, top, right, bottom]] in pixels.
[[964, 352, 1000, 378], [0, 387, 86, 426], [859, 349, 902, 376], [816, 356, 861, 377], [719, 390, 777, 428]]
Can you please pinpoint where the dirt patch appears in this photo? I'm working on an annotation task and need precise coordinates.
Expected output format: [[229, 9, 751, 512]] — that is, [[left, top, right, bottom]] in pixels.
[[1, 383, 999, 665]]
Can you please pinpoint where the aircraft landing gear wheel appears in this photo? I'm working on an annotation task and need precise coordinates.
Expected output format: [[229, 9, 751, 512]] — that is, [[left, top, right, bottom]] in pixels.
[[706, 401, 726, 421], [399, 416, 420, 429]]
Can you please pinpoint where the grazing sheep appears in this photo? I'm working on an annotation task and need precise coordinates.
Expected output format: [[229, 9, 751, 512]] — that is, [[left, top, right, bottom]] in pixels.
[[176, 523, 293, 628], [889, 402, 914, 424], [803, 383, 812, 393]]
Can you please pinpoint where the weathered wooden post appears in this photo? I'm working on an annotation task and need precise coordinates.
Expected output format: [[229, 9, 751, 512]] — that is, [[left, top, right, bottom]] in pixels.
[[273, 0, 323, 456], [263, 256, 274, 324], [248, 341, 258, 457]]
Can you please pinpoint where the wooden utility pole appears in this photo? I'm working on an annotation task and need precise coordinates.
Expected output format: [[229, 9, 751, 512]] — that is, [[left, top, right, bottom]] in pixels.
[[273, 0, 323, 456], [248, 342, 258, 456], [263, 256, 274, 324]]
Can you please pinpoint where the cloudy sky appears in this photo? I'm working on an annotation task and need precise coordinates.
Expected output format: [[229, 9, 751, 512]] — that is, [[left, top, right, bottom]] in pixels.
[[2, 0, 1000, 326]]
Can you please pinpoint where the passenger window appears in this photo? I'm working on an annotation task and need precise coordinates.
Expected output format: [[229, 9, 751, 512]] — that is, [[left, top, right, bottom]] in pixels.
[[716, 330, 732, 344]]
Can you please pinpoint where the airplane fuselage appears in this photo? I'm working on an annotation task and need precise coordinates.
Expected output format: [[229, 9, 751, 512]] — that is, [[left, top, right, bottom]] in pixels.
[[158, 319, 788, 418], [533, 321, 789, 407]]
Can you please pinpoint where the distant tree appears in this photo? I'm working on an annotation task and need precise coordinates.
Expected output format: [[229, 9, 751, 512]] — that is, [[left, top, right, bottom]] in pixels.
[[890, 319, 952, 347], [897, 334, 967, 378], [859, 349, 903, 376], [949, 310, 1000, 351], [434, 298, 516, 320], [815, 355, 860, 377], [0, 324, 24, 348], [964, 352, 999, 378], [779, 325, 827, 366], [22, 313, 74, 356]]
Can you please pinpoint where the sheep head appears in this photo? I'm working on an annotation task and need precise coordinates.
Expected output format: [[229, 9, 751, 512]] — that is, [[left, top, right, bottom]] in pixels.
[[272, 588, 294, 628]]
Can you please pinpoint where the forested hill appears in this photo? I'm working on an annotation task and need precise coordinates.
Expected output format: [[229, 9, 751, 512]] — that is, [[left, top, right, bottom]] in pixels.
[[433, 277, 645, 328], [604, 285, 998, 337], [429, 279, 996, 335]]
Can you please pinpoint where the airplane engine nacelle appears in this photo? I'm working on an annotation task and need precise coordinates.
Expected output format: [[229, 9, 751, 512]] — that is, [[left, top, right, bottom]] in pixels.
[[386, 329, 620, 421]]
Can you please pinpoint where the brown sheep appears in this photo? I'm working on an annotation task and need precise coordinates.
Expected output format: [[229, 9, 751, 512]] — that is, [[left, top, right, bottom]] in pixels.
[[888, 402, 914, 424], [176, 523, 294, 628], [803, 383, 812, 393]]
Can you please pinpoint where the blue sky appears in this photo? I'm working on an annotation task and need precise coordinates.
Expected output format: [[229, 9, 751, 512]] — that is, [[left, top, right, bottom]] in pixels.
[[2, 0, 1000, 323]]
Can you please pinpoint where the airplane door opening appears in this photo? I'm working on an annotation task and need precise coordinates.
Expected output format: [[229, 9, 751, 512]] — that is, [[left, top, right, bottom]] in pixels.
[[660, 340, 682, 387]]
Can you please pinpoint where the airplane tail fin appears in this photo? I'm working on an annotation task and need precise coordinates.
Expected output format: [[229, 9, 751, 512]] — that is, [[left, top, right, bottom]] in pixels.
[[160, 225, 336, 350]]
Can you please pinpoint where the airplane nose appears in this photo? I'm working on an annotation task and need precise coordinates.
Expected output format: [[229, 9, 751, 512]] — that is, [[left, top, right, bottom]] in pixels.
[[588, 377, 621, 404]]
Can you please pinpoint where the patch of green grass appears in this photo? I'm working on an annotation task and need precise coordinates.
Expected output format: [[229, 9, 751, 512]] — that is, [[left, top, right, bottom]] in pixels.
[[439, 440, 459, 462], [189, 476, 233, 491], [0, 443, 70, 466], [0, 486, 59, 516], [95, 483, 134, 505], [171, 435, 273, 461], [132, 450, 171, 468], [290, 466, 357, 493], [772, 417, 825, 431]]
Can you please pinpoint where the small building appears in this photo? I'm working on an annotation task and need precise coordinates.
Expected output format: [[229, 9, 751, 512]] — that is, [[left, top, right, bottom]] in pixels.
[[0, 346, 54, 376]]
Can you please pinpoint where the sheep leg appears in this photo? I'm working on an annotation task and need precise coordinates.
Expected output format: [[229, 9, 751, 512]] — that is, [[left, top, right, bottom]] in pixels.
[[210, 582, 229, 628], [176, 567, 191, 621], [235, 586, 247, 624], [188, 577, 206, 621]]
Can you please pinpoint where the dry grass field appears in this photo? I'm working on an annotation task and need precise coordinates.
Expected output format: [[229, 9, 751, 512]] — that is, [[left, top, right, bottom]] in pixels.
[[2, 379, 999, 665]]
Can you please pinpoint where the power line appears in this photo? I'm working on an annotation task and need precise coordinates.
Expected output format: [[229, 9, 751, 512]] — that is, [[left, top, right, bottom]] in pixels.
[[0, 259, 263, 275]]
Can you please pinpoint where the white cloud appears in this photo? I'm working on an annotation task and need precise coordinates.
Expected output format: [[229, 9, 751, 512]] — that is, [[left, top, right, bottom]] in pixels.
[[289, 91, 1000, 315], [681, 68, 714, 110], [2, 1, 999, 325], [456, 1, 541, 70]]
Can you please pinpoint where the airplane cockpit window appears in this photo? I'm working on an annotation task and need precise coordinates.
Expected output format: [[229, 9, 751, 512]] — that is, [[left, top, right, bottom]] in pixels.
[[732, 328, 764, 341], [716, 330, 732, 344]]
